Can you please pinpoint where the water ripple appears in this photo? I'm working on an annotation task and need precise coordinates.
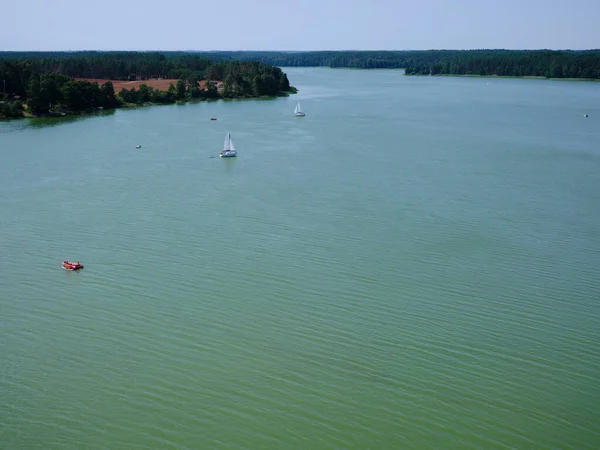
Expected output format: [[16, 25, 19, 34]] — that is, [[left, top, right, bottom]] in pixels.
[[2, 71, 600, 449]]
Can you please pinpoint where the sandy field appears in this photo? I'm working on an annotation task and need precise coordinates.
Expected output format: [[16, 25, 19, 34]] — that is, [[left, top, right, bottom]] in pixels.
[[74, 78, 181, 91]]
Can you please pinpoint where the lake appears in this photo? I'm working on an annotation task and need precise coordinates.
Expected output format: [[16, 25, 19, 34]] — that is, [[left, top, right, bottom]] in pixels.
[[1, 68, 600, 449]]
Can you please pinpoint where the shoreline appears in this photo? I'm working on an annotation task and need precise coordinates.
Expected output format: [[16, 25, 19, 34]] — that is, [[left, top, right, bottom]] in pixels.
[[1, 90, 298, 122], [405, 73, 600, 82]]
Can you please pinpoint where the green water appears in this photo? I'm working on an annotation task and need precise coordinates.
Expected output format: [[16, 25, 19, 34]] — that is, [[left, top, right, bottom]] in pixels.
[[1, 68, 600, 449]]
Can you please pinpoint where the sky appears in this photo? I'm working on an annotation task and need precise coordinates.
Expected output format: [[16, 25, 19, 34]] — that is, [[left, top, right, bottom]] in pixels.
[[2, 0, 599, 51]]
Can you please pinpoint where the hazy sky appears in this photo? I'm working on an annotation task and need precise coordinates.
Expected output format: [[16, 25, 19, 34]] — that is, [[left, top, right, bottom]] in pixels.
[[2, 0, 599, 51]]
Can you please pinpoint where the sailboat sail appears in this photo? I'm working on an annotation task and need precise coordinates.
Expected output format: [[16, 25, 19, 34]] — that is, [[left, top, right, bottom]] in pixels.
[[294, 101, 305, 116], [223, 131, 232, 151], [220, 130, 237, 157]]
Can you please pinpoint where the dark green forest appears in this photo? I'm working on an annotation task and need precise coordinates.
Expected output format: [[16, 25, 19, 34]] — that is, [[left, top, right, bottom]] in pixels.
[[170, 50, 600, 79], [3, 50, 599, 77], [401, 50, 600, 78], [0, 52, 293, 118]]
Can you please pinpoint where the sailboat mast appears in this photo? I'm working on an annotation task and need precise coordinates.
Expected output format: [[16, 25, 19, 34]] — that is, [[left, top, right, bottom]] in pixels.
[[223, 131, 230, 151]]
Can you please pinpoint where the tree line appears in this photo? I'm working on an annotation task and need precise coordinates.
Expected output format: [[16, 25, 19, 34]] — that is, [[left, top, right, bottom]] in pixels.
[[1, 71, 119, 118], [2, 50, 599, 77], [196, 50, 600, 78], [118, 79, 218, 105], [403, 50, 600, 79], [0, 52, 215, 81], [0, 52, 293, 119]]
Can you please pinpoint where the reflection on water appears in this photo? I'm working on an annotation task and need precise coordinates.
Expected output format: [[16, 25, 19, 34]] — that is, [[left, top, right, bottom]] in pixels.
[[0, 109, 116, 133], [27, 109, 116, 129]]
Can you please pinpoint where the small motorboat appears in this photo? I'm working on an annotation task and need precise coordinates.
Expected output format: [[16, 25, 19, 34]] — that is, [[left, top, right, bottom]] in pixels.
[[136, 144, 142, 148], [62, 261, 84, 271], [210, 118, 217, 121]]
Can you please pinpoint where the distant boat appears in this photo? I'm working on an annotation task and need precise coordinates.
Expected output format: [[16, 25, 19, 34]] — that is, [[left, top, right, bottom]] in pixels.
[[220, 131, 237, 158], [136, 144, 142, 148], [294, 101, 305, 117], [62, 260, 83, 271], [210, 117, 217, 120]]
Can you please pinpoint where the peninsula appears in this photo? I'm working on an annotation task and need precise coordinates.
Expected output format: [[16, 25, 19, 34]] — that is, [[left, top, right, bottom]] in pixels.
[[0, 52, 294, 119]]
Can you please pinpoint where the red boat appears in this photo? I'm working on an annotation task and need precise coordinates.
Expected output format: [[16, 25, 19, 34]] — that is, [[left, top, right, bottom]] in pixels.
[[210, 118, 217, 120], [62, 261, 84, 271]]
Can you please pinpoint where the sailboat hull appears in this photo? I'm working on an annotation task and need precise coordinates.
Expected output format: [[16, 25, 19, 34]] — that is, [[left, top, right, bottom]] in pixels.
[[295, 112, 305, 117], [220, 151, 237, 158]]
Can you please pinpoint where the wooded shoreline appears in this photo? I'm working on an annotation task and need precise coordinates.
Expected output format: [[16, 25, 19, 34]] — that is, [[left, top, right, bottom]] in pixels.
[[2, 50, 599, 119], [0, 52, 294, 119]]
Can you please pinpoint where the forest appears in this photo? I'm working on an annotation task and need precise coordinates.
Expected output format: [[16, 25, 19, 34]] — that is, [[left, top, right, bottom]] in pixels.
[[0, 52, 293, 118], [3, 50, 599, 77], [401, 50, 600, 79], [205, 50, 600, 78]]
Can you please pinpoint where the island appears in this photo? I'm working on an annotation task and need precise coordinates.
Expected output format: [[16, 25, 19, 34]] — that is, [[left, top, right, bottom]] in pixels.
[[0, 52, 295, 119]]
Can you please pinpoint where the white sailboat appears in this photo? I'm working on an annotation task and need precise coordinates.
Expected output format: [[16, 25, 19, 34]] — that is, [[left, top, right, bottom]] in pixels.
[[220, 130, 237, 158], [294, 101, 305, 117]]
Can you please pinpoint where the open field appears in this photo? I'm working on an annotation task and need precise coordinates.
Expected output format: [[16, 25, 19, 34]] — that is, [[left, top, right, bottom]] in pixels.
[[75, 78, 222, 91], [75, 78, 180, 91]]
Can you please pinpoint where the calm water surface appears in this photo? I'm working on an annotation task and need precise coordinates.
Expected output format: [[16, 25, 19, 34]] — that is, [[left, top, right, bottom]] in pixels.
[[1, 69, 600, 449]]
